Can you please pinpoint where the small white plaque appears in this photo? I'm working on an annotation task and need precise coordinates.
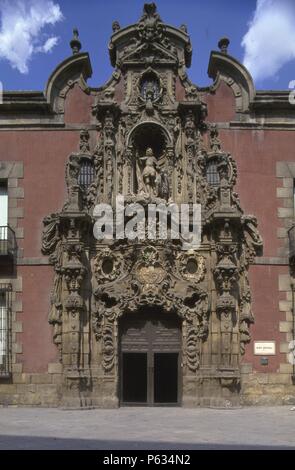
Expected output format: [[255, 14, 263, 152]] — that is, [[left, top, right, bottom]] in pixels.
[[254, 341, 276, 356]]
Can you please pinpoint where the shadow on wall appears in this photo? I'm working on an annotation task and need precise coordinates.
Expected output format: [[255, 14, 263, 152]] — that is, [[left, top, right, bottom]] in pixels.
[[0, 435, 294, 450]]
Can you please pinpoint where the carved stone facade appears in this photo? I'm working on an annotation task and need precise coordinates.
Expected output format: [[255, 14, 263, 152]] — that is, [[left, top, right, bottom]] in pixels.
[[41, 4, 262, 407]]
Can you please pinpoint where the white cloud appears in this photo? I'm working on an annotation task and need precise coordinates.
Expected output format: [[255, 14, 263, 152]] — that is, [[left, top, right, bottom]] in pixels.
[[0, 0, 63, 74], [242, 0, 295, 83], [36, 36, 59, 53]]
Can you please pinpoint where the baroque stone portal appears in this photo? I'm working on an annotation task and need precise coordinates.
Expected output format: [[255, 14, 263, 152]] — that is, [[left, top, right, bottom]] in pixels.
[[42, 3, 262, 408]]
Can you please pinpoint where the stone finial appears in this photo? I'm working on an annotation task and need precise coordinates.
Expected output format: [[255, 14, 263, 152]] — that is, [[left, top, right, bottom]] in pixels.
[[112, 21, 121, 33], [141, 2, 162, 21], [144, 3, 157, 16], [70, 28, 82, 55], [180, 24, 188, 34], [218, 37, 230, 54]]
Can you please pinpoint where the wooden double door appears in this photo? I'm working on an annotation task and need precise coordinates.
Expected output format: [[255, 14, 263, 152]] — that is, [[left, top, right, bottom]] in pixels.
[[119, 308, 182, 406]]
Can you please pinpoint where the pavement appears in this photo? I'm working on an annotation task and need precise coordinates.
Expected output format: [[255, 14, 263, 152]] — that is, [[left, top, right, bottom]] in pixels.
[[0, 406, 294, 450]]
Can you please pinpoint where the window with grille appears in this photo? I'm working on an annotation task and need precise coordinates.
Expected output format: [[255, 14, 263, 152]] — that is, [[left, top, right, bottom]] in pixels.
[[206, 161, 220, 187], [0, 284, 12, 378], [78, 159, 95, 191]]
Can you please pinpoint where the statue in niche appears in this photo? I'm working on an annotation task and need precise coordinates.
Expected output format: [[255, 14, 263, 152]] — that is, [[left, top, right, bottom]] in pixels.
[[140, 77, 160, 115], [134, 146, 170, 200], [141, 78, 159, 101], [136, 147, 159, 197]]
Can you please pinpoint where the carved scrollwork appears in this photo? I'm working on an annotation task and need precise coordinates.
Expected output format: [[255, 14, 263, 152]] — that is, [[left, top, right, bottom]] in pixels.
[[183, 290, 209, 372], [101, 320, 116, 373], [42, 213, 60, 257], [185, 321, 201, 372], [214, 244, 238, 293], [242, 215, 263, 264], [209, 124, 221, 152], [138, 3, 164, 43], [104, 110, 116, 203], [92, 242, 209, 374], [63, 243, 86, 314], [184, 110, 196, 201], [109, 3, 181, 70], [42, 214, 63, 356], [214, 242, 239, 367], [48, 243, 63, 356]]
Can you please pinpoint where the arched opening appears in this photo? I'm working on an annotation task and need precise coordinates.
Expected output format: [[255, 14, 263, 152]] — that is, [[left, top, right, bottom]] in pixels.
[[119, 307, 181, 406], [131, 123, 167, 160]]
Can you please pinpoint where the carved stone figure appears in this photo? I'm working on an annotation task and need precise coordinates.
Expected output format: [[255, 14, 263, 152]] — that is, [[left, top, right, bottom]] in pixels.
[[136, 147, 159, 197], [79, 129, 90, 154]]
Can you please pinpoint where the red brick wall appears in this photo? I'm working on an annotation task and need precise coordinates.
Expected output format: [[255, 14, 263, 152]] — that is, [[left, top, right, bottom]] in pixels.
[[19, 266, 57, 373]]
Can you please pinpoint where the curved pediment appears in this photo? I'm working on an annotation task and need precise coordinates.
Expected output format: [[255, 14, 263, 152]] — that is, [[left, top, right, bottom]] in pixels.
[[109, 3, 192, 69]]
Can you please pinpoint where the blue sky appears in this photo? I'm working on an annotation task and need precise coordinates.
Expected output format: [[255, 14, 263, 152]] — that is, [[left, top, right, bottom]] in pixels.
[[0, 0, 294, 92]]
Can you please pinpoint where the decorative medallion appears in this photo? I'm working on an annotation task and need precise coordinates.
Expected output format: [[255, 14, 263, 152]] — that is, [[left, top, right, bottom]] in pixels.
[[177, 252, 206, 282], [93, 248, 123, 282], [135, 246, 166, 286], [136, 264, 166, 286]]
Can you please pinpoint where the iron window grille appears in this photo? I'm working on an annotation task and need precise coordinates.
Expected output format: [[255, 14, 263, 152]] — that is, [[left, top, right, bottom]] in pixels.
[[78, 159, 95, 191], [0, 225, 16, 258], [206, 161, 220, 187], [0, 283, 12, 378]]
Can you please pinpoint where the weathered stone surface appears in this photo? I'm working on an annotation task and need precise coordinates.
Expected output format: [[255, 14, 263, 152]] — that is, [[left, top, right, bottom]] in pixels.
[[279, 363, 293, 373], [279, 274, 291, 291], [279, 301, 292, 312], [283, 178, 294, 188], [276, 162, 292, 178], [277, 187, 293, 198], [48, 363, 63, 374], [278, 207, 294, 218], [279, 321, 292, 332], [31, 374, 53, 385]]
